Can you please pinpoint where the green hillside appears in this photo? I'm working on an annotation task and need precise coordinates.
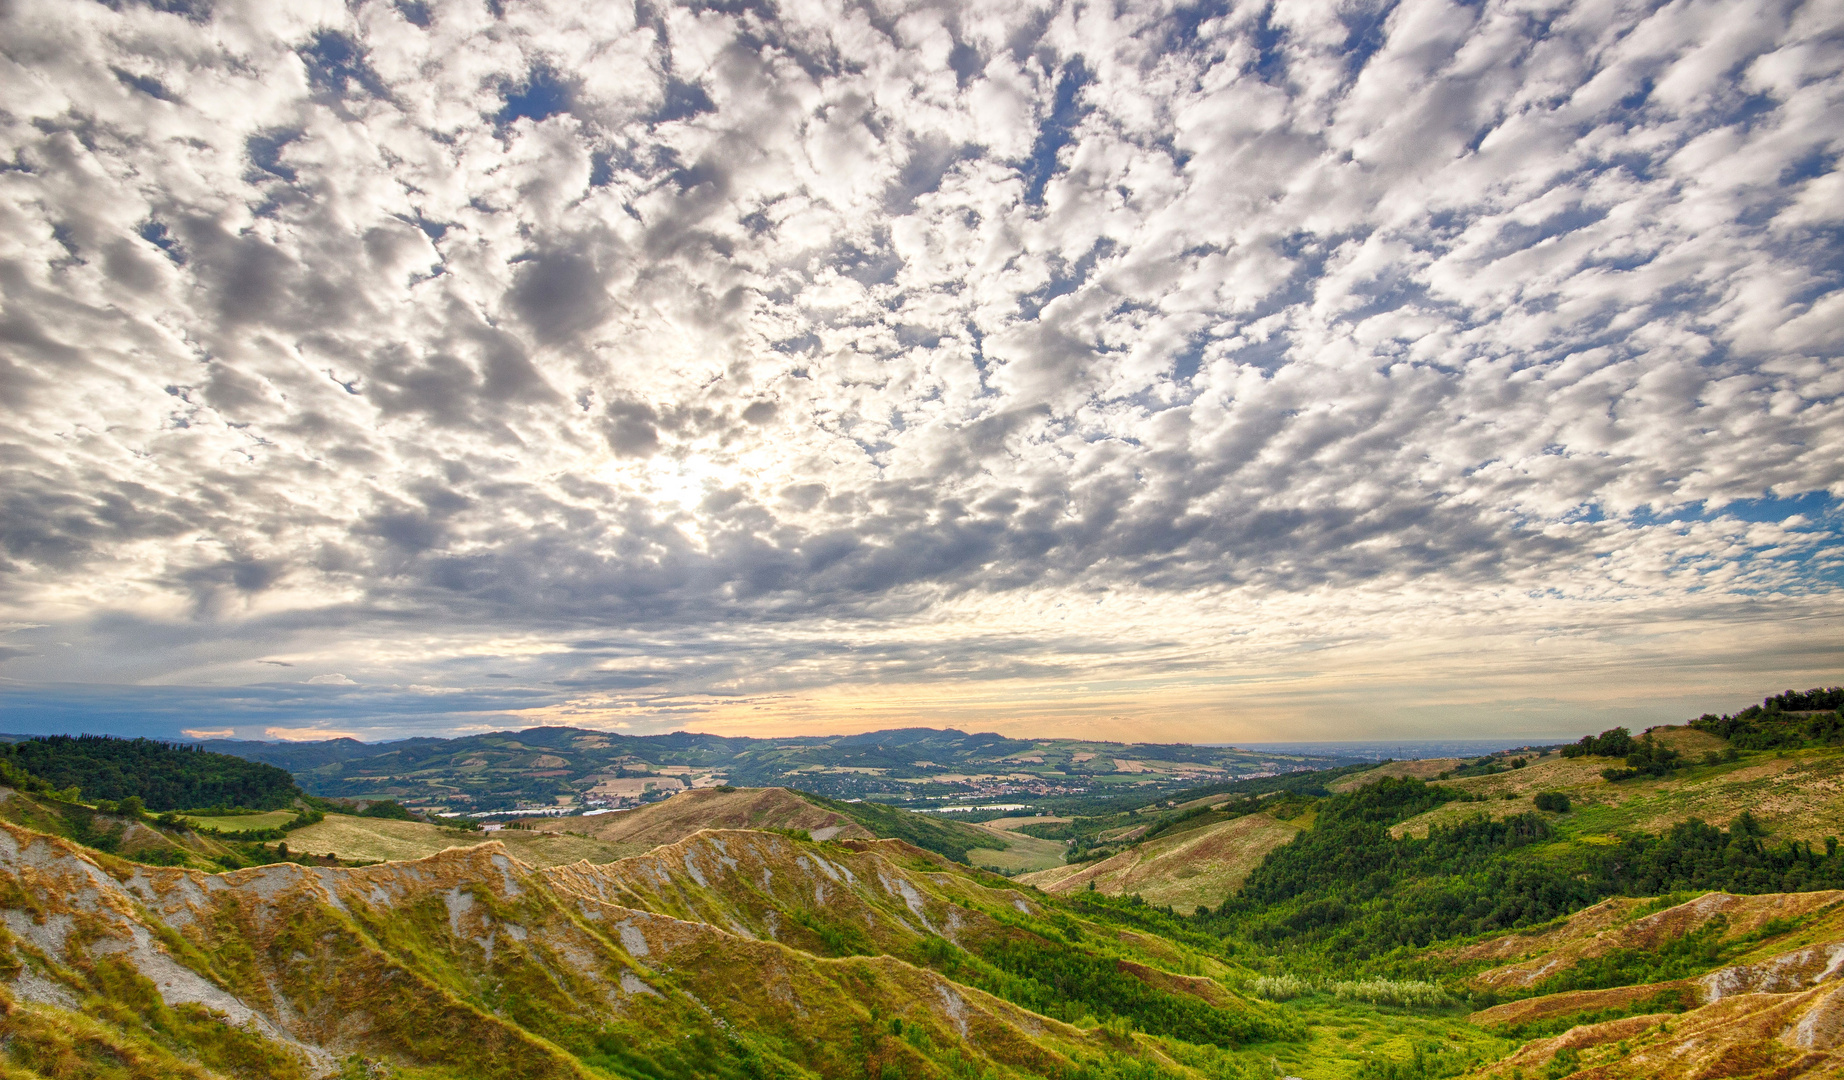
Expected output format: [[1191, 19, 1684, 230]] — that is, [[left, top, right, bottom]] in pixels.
[[800, 789, 1014, 863], [0, 688, 1841, 1079], [0, 734, 301, 811]]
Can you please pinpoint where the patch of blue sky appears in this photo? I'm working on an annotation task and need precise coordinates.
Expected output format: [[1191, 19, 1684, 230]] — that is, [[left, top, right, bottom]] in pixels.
[[1022, 59, 1091, 207], [1339, 0, 1399, 74], [1017, 237, 1114, 320], [298, 31, 388, 101], [496, 66, 571, 129], [1631, 491, 1843, 526], [245, 131, 300, 183], [1621, 493, 1844, 591], [652, 79, 715, 124], [1250, 8, 1288, 84]]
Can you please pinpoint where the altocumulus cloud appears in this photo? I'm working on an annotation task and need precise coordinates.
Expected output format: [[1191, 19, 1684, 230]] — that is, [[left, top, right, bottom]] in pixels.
[[0, 0, 1839, 741]]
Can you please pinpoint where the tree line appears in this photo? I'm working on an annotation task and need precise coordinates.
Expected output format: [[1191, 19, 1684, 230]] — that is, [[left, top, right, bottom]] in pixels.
[[0, 735, 301, 811]]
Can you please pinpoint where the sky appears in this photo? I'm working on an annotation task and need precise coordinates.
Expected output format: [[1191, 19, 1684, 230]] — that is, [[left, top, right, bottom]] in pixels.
[[0, 0, 1840, 746]]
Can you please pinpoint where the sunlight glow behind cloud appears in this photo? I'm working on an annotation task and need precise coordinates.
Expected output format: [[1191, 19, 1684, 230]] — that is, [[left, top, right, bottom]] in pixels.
[[0, 0, 1838, 742]]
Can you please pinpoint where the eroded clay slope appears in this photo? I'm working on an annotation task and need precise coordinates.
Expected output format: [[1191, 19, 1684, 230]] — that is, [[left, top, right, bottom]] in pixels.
[[0, 820, 1119, 1080], [1461, 890, 1844, 990], [1465, 891, 1844, 1079]]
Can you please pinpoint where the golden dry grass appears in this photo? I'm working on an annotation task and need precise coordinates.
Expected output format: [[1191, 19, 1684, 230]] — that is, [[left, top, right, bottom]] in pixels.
[[1407, 740, 1844, 841], [1019, 813, 1301, 913], [531, 787, 872, 856], [1455, 890, 1844, 990], [981, 816, 1072, 831], [1389, 796, 1546, 839], [278, 814, 629, 867], [1329, 758, 1466, 792], [1644, 726, 1728, 755], [1469, 980, 1692, 1029], [180, 810, 299, 831]]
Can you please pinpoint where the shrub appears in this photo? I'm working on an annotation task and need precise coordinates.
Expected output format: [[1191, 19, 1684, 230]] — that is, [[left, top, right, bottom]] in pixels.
[[1329, 979, 1451, 1008], [1533, 792, 1570, 813], [1561, 728, 1635, 759], [1248, 973, 1315, 1001], [358, 800, 416, 820]]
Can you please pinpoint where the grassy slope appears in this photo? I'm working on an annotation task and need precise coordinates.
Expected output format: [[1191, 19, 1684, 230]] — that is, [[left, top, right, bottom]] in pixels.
[[1021, 814, 1302, 913], [0, 787, 230, 868], [277, 813, 628, 867], [529, 786, 874, 857], [965, 821, 1069, 874], [179, 810, 299, 831], [1381, 735, 1844, 842], [0, 817, 1317, 1080], [1453, 889, 1844, 991], [800, 791, 1020, 864], [294, 789, 1068, 874], [1327, 758, 1465, 792]]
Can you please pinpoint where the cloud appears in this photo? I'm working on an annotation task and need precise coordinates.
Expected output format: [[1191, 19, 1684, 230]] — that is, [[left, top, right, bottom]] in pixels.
[[0, 0, 1837, 741], [182, 728, 236, 740], [263, 727, 361, 742]]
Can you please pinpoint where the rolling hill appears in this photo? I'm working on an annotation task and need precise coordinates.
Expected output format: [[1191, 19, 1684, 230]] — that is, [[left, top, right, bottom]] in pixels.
[[206, 726, 1347, 816], [530, 787, 1069, 874], [530, 786, 876, 855], [0, 687, 1840, 1078], [1020, 813, 1302, 913], [0, 818, 1301, 1080], [278, 812, 632, 867]]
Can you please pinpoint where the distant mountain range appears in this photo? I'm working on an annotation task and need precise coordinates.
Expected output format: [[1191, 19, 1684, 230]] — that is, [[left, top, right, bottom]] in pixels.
[[201, 726, 1356, 815]]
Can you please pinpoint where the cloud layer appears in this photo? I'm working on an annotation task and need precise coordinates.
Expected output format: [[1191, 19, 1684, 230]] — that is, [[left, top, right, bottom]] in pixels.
[[0, 0, 1839, 740]]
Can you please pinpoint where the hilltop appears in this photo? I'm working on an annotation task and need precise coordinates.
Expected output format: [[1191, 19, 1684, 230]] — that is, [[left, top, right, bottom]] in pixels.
[[0, 735, 300, 810], [526, 787, 1069, 875], [531, 786, 877, 857]]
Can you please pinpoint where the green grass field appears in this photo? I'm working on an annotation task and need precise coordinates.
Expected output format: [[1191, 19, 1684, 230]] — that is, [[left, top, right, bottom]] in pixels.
[[179, 810, 300, 831], [965, 823, 1069, 873], [1246, 994, 1513, 1079]]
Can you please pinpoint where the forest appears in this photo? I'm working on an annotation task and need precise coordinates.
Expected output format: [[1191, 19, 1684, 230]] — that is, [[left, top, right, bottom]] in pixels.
[[0, 735, 301, 811]]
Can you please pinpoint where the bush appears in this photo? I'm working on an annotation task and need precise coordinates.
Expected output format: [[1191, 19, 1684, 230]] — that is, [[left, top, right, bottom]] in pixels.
[[1330, 979, 1451, 1008], [358, 800, 416, 820], [1533, 792, 1570, 813], [1561, 728, 1635, 759], [1248, 974, 1315, 1001]]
